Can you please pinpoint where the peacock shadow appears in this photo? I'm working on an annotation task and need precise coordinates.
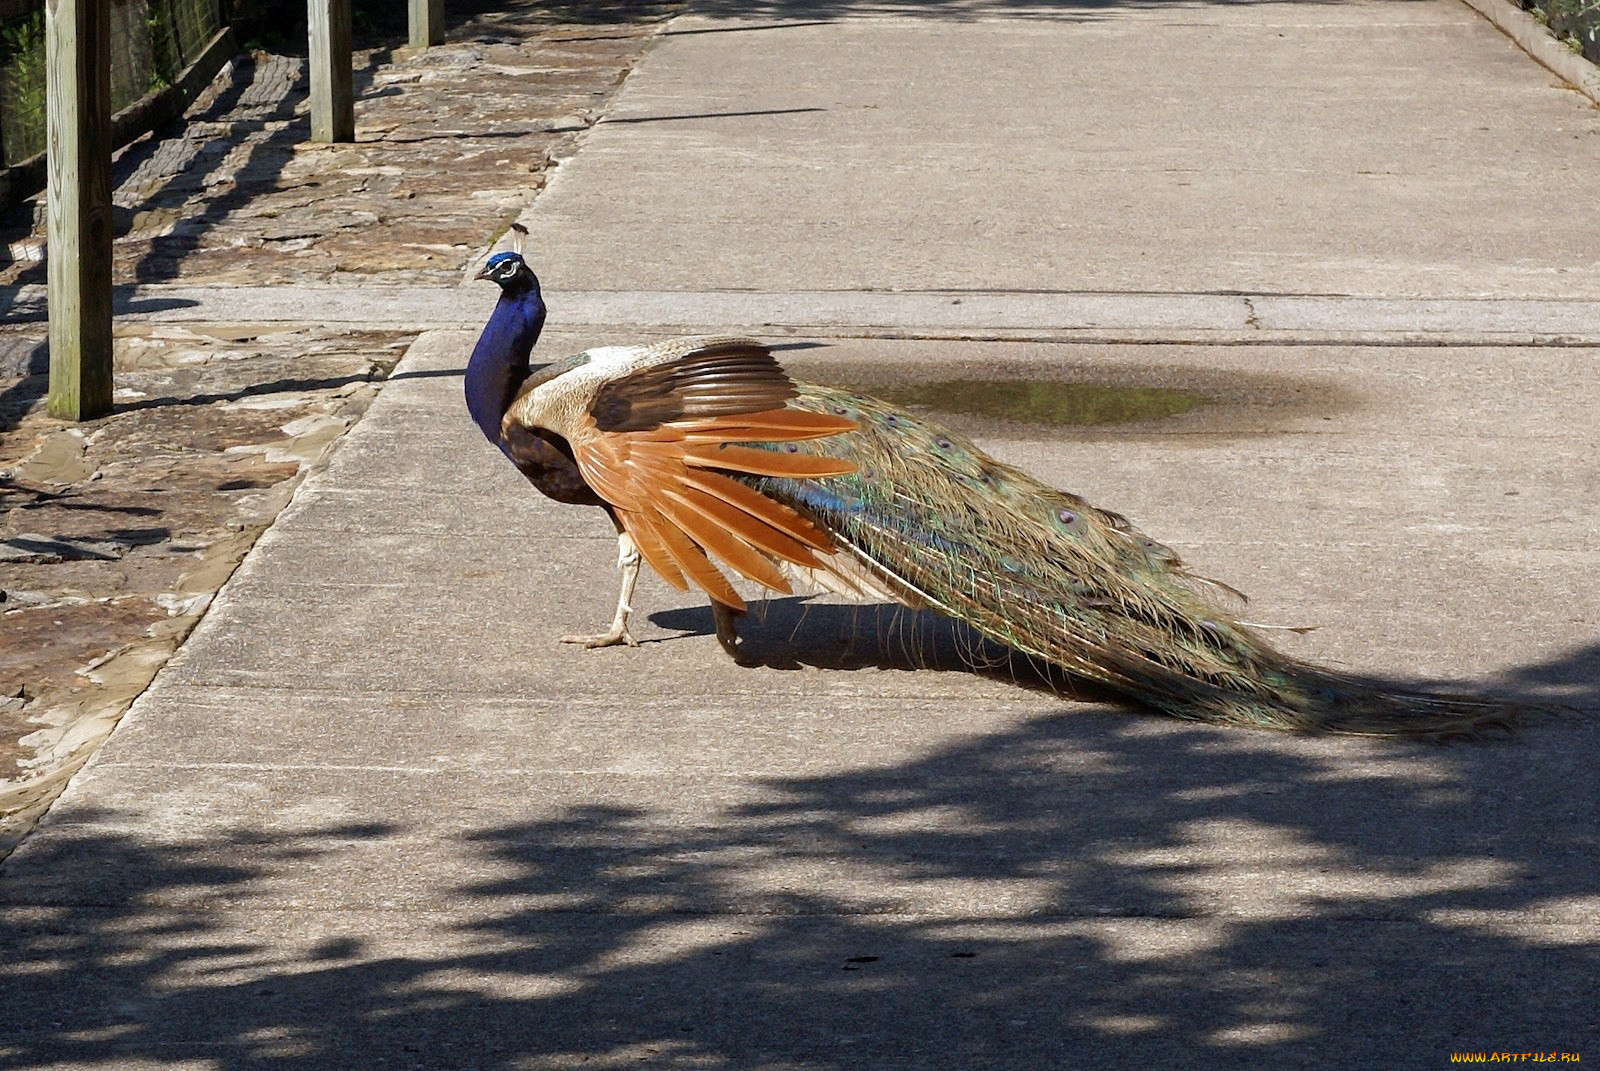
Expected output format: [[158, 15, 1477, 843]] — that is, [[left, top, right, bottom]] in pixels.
[[650, 596, 1600, 719], [650, 595, 1097, 693]]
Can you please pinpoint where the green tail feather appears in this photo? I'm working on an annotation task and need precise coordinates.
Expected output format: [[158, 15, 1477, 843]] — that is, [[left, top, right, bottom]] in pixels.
[[748, 385, 1524, 738]]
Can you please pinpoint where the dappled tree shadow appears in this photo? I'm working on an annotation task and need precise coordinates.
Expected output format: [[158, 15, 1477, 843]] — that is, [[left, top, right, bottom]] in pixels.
[[640, 0, 1359, 25], [449, 0, 1365, 30], [1494, 640, 1600, 711], [1, 648, 1594, 1067]]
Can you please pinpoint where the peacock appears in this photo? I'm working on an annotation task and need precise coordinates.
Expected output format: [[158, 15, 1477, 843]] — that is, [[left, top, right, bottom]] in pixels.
[[466, 246, 1522, 737]]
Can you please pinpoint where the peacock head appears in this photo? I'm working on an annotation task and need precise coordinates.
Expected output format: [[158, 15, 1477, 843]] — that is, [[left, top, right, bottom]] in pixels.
[[474, 251, 539, 294]]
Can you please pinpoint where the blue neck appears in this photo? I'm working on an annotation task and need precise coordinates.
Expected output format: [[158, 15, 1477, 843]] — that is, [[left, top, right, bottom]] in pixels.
[[465, 281, 546, 446]]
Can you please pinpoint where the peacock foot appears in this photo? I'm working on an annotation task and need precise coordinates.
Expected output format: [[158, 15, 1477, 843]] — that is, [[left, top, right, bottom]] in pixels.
[[560, 627, 640, 650], [710, 602, 758, 665], [716, 635, 759, 666]]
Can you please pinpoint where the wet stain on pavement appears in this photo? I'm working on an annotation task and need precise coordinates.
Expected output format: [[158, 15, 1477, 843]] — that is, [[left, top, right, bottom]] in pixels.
[[801, 359, 1354, 441], [859, 378, 1206, 427]]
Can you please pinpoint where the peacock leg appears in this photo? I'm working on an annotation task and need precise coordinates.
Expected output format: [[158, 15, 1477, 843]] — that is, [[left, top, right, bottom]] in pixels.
[[561, 531, 642, 649], [711, 601, 753, 664]]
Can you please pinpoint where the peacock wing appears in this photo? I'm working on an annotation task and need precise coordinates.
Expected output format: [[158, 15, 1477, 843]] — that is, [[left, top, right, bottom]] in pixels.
[[550, 339, 859, 610], [589, 337, 798, 431]]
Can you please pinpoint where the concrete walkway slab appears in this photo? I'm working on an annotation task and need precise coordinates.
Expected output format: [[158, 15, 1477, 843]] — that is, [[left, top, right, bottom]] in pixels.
[[523, 0, 1600, 299], [15, 284, 1600, 343]]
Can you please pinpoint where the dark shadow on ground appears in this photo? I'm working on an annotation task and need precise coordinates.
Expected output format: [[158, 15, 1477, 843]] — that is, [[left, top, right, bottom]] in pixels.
[[661, 17, 835, 33], [0, 479, 162, 518], [652, 596, 1094, 696], [0, 365, 388, 434], [113, 373, 385, 413], [652, 595, 1599, 715], [658, 0, 1368, 24], [599, 106, 828, 124], [0, 635, 1594, 1068]]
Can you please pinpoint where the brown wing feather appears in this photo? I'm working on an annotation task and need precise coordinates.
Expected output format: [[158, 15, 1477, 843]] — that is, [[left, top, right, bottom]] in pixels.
[[591, 341, 797, 433], [676, 409, 856, 441], [622, 511, 689, 591], [650, 517, 745, 610]]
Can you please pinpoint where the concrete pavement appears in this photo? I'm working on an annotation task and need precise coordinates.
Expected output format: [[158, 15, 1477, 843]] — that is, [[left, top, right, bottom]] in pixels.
[[3, 0, 1598, 1068], [525, 0, 1600, 299], [9, 282, 1600, 341]]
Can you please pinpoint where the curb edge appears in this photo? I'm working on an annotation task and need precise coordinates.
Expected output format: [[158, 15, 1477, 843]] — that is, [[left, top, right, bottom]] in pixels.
[[1459, 0, 1600, 105]]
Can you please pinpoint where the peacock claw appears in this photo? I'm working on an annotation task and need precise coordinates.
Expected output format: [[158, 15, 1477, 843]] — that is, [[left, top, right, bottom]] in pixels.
[[560, 629, 640, 650], [713, 626, 748, 663], [710, 602, 755, 664]]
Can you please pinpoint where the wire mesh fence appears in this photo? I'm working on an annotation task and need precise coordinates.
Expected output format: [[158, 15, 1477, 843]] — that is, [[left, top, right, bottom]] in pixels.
[[0, 0, 224, 167]]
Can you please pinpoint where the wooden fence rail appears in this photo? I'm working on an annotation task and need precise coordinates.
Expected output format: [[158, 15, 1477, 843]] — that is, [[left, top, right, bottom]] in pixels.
[[33, 0, 447, 421], [45, 0, 112, 421], [308, 0, 352, 143], [411, 0, 443, 49]]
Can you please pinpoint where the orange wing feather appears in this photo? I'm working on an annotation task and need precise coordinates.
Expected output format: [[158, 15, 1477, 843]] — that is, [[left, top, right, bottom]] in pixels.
[[569, 407, 857, 608], [669, 478, 829, 561], [622, 510, 689, 591], [649, 511, 744, 609], [681, 444, 856, 480]]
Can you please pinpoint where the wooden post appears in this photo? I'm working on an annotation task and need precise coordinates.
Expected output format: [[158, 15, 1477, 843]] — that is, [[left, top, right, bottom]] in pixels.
[[46, 0, 113, 422], [409, 0, 443, 49], [308, 0, 353, 143]]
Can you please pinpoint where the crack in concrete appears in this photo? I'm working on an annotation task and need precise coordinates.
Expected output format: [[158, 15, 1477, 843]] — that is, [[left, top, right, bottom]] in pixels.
[[1242, 295, 1261, 330]]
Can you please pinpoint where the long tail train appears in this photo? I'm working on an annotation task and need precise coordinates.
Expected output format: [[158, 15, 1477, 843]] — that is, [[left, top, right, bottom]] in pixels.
[[747, 385, 1528, 738]]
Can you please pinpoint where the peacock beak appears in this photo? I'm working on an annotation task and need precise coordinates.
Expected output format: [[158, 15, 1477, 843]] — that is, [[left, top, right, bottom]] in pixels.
[[473, 267, 492, 281]]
